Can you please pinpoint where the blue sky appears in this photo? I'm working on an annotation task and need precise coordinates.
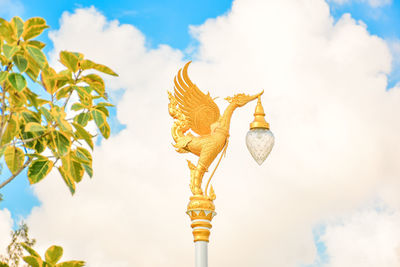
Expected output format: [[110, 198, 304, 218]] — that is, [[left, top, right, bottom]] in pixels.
[[0, 0, 234, 222], [1, 0, 400, 265]]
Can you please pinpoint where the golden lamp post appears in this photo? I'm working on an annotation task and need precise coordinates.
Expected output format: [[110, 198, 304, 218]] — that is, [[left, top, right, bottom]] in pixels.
[[168, 62, 274, 267]]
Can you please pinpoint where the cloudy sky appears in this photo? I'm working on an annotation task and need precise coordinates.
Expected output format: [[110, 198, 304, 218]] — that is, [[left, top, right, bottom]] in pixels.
[[1, 0, 400, 266]]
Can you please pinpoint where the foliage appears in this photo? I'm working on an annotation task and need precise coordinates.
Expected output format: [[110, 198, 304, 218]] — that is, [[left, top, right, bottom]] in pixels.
[[0, 223, 84, 267], [19, 244, 85, 267], [0, 222, 35, 267], [0, 16, 118, 194]]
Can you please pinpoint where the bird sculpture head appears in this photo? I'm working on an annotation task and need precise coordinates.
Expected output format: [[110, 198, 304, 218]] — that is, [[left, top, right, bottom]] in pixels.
[[224, 90, 264, 107]]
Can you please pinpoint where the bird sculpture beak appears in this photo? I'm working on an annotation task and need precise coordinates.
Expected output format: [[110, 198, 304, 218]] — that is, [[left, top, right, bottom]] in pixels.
[[246, 90, 264, 103], [253, 90, 264, 99]]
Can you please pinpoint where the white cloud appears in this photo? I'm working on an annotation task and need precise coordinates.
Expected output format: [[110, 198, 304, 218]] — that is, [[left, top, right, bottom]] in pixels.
[[0, 209, 13, 255], [21, 1, 400, 266], [0, 0, 24, 19], [391, 41, 400, 62], [329, 0, 392, 7], [321, 207, 400, 267], [388, 40, 400, 86]]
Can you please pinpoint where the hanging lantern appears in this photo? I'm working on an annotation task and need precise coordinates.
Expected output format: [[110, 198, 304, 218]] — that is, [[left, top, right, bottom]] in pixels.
[[246, 96, 274, 165]]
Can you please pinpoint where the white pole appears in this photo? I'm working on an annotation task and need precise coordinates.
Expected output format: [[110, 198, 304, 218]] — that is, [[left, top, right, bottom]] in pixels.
[[187, 196, 216, 267], [195, 241, 208, 267]]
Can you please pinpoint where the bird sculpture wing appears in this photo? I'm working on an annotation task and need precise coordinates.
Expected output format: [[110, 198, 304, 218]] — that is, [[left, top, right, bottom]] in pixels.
[[173, 61, 220, 136]]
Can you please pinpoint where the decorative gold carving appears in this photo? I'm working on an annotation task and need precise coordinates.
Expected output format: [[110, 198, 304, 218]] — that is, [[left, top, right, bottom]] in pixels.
[[187, 195, 216, 242], [191, 221, 212, 229], [192, 229, 211, 242], [168, 61, 264, 243], [250, 96, 270, 129], [168, 61, 263, 197], [187, 195, 216, 212]]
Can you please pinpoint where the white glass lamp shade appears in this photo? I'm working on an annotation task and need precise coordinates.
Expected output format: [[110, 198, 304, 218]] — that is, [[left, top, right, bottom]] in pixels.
[[246, 128, 274, 165]]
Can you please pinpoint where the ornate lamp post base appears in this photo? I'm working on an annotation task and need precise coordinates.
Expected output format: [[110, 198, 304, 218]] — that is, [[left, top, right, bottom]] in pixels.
[[187, 195, 216, 267], [168, 62, 274, 267]]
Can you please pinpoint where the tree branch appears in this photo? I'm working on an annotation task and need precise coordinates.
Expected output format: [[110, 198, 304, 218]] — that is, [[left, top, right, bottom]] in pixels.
[[17, 132, 49, 146], [0, 85, 7, 139], [0, 157, 33, 189], [63, 70, 82, 110], [0, 132, 49, 151]]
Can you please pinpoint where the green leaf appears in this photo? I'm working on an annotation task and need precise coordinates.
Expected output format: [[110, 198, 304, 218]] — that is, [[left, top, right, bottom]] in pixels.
[[45, 245, 63, 264], [75, 147, 92, 164], [0, 18, 17, 43], [0, 262, 9, 267], [93, 63, 118, 76], [40, 107, 53, 121], [0, 71, 7, 83], [27, 40, 46, 49], [51, 107, 73, 133], [54, 131, 70, 157], [75, 147, 93, 178], [25, 57, 41, 82], [22, 110, 40, 123], [72, 123, 93, 150], [91, 109, 110, 138], [22, 256, 41, 267], [3, 43, 18, 59], [13, 54, 28, 72], [25, 122, 45, 132], [94, 106, 109, 117], [34, 138, 46, 154], [74, 86, 93, 107], [24, 17, 46, 28], [23, 17, 48, 41], [56, 261, 85, 267], [26, 65, 40, 82], [96, 102, 114, 107], [60, 51, 79, 73], [21, 131, 35, 149], [21, 242, 41, 257], [40, 67, 58, 94], [8, 90, 28, 106], [8, 73, 27, 92], [70, 156, 84, 183], [4, 146, 24, 174], [74, 113, 90, 127], [26, 45, 47, 68], [1, 116, 18, 145], [79, 59, 95, 70], [71, 103, 85, 111], [23, 24, 49, 41], [12, 16, 24, 38], [81, 74, 105, 95], [91, 109, 105, 125], [28, 158, 53, 184], [58, 166, 75, 194], [55, 86, 73, 100], [82, 164, 93, 178], [24, 89, 40, 108], [80, 59, 118, 76]]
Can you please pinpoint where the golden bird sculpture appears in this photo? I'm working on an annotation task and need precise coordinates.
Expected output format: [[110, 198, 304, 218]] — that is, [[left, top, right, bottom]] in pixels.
[[168, 61, 263, 198]]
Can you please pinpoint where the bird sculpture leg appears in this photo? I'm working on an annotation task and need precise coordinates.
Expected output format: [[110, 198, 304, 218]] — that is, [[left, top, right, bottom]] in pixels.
[[188, 161, 207, 195]]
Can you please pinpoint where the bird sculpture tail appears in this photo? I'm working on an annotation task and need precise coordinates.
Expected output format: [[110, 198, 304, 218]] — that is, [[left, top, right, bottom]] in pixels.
[[168, 91, 192, 153]]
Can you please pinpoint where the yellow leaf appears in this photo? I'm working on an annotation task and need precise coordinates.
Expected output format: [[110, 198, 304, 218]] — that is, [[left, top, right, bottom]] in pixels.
[[22, 17, 48, 41], [58, 166, 75, 195], [0, 18, 17, 44], [4, 146, 25, 174], [24, 122, 45, 132], [81, 74, 105, 95], [59, 51, 79, 73], [1, 116, 18, 145], [41, 67, 58, 94]]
